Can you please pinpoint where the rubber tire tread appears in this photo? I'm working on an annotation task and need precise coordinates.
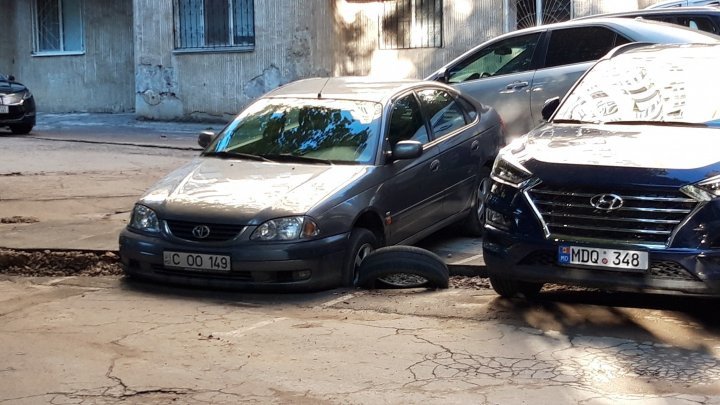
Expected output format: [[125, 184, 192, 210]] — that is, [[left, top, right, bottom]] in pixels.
[[341, 228, 379, 287], [489, 276, 543, 298], [10, 124, 33, 135], [357, 245, 449, 289]]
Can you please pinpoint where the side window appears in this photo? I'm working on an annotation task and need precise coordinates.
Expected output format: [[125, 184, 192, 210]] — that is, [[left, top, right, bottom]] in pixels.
[[388, 94, 429, 146], [447, 33, 541, 83], [544, 27, 626, 68], [677, 17, 718, 34], [456, 96, 478, 121], [416, 89, 468, 138]]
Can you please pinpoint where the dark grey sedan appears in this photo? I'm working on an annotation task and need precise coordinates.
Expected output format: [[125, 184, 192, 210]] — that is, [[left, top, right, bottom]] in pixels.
[[119, 77, 504, 290]]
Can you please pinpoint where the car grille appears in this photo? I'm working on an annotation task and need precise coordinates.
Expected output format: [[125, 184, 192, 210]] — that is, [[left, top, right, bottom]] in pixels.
[[165, 220, 244, 242], [526, 185, 697, 245], [0, 104, 27, 120], [518, 252, 698, 281]]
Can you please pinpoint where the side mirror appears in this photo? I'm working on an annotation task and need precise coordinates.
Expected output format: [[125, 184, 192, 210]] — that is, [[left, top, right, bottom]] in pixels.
[[198, 130, 215, 148], [7, 75, 15, 82], [541, 97, 561, 121], [390, 140, 423, 161]]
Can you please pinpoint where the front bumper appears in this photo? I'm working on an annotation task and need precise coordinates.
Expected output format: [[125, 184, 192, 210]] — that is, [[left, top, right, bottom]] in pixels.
[[0, 99, 36, 127], [483, 226, 720, 295], [119, 229, 349, 291]]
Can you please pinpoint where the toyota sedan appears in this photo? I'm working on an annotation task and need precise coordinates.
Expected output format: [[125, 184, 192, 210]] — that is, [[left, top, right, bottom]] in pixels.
[[119, 77, 503, 290]]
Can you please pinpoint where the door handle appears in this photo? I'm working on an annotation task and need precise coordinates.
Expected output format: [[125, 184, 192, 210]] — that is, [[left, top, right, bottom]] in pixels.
[[430, 160, 440, 172], [504, 81, 529, 91], [471, 140, 480, 151]]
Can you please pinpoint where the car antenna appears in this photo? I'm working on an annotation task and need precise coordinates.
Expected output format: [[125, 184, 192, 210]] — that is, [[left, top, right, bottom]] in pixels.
[[318, 78, 330, 99]]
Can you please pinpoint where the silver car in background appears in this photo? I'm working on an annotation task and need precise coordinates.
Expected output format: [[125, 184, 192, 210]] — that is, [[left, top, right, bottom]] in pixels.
[[427, 17, 719, 137]]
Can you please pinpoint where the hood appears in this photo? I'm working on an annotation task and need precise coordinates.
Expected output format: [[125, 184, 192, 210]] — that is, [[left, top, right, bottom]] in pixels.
[[139, 157, 370, 223], [0, 80, 27, 95], [520, 124, 720, 170]]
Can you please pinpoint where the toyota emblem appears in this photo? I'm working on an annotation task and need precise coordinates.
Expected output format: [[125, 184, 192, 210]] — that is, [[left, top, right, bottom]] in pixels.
[[590, 194, 624, 211], [191, 225, 211, 239]]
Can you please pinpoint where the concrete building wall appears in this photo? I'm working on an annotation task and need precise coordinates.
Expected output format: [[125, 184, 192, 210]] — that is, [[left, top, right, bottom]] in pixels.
[[333, 0, 505, 80], [133, 0, 336, 121], [7, 0, 134, 113], [0, 1, 17, 75]]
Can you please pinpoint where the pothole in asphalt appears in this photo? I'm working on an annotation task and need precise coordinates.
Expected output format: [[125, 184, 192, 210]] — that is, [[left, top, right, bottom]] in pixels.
[[0, 249, 122, 276]]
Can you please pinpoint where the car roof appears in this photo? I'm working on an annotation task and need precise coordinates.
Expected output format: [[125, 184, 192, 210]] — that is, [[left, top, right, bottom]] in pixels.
[[575, 6, 720, 19], [264, 77, 452, 104], [607, 40, 720, 58], [645, 0, 720, 9]]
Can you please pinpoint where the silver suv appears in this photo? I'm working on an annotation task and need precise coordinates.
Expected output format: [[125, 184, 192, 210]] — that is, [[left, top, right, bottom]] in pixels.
[[426, 17, 718, 136]]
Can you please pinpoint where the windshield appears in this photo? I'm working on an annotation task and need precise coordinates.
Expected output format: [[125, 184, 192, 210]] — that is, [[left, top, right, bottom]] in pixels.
[[207, 98, 382, 164], [554, 45, 720, 125]]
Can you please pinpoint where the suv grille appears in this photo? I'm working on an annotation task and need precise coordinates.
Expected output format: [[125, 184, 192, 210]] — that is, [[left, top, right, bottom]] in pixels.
[[165, 220, 244, 242], [527, 185, 697, 245]]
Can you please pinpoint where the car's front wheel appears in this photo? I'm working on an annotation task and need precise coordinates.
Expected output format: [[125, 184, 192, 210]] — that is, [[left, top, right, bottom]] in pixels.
[[10, 124, 33, 135], [489, 276, 543, 299], [341, 228, 379, 287], [463, 173, 491, 236]]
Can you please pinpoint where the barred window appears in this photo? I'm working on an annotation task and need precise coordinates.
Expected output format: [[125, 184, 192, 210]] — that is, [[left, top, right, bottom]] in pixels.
[[175, 0, 255, 51], [33, 0, 84, 54], [380, 0, 443, 49]]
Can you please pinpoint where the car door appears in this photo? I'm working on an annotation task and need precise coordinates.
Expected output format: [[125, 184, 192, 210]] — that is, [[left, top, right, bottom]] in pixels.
[[444, 32, 543, 137], [380, 92, 443, 245], [529, 26, 631, 128], [415, 88, 482, 221]]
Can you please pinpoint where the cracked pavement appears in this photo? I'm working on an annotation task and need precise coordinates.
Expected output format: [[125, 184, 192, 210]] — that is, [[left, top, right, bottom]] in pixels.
[[1, 276, 720, 404]]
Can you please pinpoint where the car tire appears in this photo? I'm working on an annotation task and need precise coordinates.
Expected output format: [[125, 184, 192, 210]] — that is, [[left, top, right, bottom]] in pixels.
[[489, 276, 543, 299], [10, 124, 33, 135], [356, 245, 449, 289], [463, 171, 491, 237], [341, 228, 379, 287]]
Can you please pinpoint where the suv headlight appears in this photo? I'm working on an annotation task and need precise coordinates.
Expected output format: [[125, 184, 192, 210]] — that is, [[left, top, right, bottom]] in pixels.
[[22, 90, 32, 100], [129, 204, 160, 233], [250, 216, 319, 241], [491, 155, 533, 188], [681, 175, 720, 202]]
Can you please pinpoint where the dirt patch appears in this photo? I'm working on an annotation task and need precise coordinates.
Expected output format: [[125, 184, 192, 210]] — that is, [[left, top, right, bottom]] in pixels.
[[1, 216, 40, 224], [450, 275, 490, 289], [0, 249, 122, 276]]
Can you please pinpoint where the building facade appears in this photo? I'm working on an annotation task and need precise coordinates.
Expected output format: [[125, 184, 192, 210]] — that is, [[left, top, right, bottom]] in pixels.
[[0, 0, 661, 121]]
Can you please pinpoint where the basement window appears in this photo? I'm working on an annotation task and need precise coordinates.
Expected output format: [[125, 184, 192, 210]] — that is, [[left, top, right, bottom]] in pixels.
[[175, 0, 255, 52], [33, 0, 84, 55], [380, 0, 443, 49]]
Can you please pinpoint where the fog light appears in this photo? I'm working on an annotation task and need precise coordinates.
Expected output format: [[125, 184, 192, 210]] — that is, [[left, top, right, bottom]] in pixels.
[[293, 270, 311, 281], [486, 208, 512, 230]]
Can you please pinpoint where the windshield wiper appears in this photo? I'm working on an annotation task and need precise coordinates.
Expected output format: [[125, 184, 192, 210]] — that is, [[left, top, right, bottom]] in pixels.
[[203, 151, 272, 162], [260, 153, 333, 165], [604, 120, 707, 127]]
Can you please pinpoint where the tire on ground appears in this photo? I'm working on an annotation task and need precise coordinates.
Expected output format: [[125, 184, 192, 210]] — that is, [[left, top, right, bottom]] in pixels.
[[489, 276, 543, 298], [10, 124, 33, 135], [356, 245, 449, 289]]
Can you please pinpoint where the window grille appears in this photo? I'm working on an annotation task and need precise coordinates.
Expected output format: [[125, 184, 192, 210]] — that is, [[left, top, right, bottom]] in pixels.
[[34, 0, 84, 54], [176, 0, 255, 51], [380, 0, 443, 49]]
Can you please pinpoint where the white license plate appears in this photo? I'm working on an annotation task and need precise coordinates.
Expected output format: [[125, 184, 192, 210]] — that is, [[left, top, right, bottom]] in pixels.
[[558, 245, 648, 271], [0, 105, 8, 114], [163, 251, 231, 272]]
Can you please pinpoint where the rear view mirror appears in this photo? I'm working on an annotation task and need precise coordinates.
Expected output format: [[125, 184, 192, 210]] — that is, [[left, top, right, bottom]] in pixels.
[[541, 97, 561, 121], [7, 75, 15, 82], [391, 140, 423, 161], [198, 130, 215, 148], [494, 47, 512, 56]]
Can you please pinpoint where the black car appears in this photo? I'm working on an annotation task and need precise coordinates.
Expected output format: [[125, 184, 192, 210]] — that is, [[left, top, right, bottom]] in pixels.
[[0, 74, 36, 134], [576, 6, 720, 35], [119, 77, 503, 290], [483, 43, 720, 298]]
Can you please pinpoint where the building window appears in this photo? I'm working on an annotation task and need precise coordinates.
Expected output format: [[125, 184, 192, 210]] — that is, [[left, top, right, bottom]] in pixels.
[[175, 0, 255, 51], [33, 0, 84, 54], [380, 0, 443, 49], [512, 0, 572, 30]]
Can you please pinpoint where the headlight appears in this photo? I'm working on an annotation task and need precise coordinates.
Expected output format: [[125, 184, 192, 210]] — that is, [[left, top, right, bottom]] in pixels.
[[250, 216, 319, 241], [681, 175, 720, 202], [491, 155, 533, 188], [129, 204, 160, 233], [22, 90, 32, 100]]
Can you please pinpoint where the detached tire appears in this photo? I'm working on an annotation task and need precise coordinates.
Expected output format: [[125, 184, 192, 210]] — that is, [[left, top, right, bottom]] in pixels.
[[489, 276, 543, 298], [341, 228, 379, 287], [357, 246, 449, 289]]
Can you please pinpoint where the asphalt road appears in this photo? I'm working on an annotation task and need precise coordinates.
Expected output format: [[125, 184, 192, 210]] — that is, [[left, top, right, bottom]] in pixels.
[[1, 114, 720, 404]]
